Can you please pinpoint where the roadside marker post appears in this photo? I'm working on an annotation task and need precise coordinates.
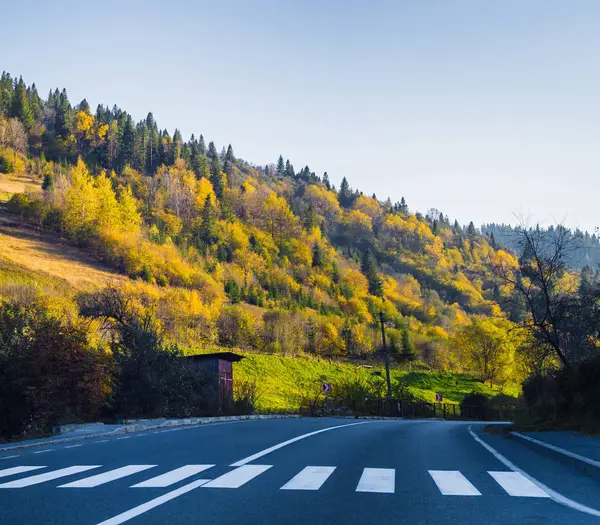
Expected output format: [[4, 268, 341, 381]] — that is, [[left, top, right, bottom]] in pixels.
[[321, 383, 332, 410]]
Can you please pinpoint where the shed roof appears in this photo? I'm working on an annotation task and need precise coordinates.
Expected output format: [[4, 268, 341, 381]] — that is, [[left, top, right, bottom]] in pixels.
[[185, 352, 244, 363]]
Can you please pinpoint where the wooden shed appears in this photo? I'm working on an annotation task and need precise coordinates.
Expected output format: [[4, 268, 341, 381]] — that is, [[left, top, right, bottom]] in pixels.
[[184, 352, 244, 412]]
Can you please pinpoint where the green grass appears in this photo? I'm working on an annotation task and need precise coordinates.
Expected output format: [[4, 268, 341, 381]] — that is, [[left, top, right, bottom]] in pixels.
[[220, 352, 520, 412]]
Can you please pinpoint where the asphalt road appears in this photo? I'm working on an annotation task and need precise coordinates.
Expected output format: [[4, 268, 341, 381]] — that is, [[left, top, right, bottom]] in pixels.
[[1, 418, 600, 524]]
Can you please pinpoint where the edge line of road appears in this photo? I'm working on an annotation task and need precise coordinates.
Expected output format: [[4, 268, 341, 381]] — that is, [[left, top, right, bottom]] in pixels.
[[511, 431, 600, 470], [468, 425, 600, 518]]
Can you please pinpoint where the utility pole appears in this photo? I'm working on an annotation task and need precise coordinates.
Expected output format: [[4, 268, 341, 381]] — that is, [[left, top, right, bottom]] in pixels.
[[379, 311, 393, 408]]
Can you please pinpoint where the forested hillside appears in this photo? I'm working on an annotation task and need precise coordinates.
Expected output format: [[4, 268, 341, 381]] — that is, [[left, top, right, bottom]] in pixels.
[[482, 223, 600, 270], [0, 71, 525, 386]]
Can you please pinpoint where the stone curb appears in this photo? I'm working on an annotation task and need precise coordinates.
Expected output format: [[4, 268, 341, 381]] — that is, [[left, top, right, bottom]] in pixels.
[[0, 414, 300, 452], [510, 431, 600, 480]]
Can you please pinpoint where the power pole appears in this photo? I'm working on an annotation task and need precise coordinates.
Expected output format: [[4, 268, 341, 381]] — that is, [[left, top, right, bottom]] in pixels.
[[379, 311, 393, 407]]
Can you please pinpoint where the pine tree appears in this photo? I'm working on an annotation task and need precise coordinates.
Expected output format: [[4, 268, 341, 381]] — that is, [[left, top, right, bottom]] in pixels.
[[276, 155, 285, 175], [312, 242, 324, 268], [399, 197, 408, 213], [198, 134, 206, 156], [55, 88, 71, 138], [119, 115, 135, 168], [322, 172, 330, 190], [331, 261, 340, 283], [226, 144, 235, 162], [361, 249, 383, 297], [401, 329, 416, 361], [467, 221, 476, 236], [42, 174, 53, 191], [172, 129, 182, 161], [11, 77, 34, 131], [207, 141, 218, 159], [199, 195, 217, 245], [210, 156, 224, 199], [304, 203, 317, 230], [78, 98, 90, 114], [338, 177, 352, 208], [490, 232, 497, 249]]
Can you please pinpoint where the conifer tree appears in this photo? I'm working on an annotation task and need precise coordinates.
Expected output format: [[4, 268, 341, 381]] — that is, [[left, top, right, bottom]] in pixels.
[[338, 177, 352, 208], [399, 196, 408, 213], [226, 144, 235, 162], [304, 203, 317, 230], [199, 194, 217, 245], [401, 329, 416, 361], [11, 77, 34, 131], [312, 242, 324, 268], [276, 155, 285, 175], [322, 172, 330, 190], [207, 141, 218, 159], [198, 134, 206, 155], [210, 156, 224, 199], [361, 249, 383, 297]]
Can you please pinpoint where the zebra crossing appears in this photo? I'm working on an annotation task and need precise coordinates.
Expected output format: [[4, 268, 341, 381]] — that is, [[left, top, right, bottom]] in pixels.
[[0, 463, 550, 497]]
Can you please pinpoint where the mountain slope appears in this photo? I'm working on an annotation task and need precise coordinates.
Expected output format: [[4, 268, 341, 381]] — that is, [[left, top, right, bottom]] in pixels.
[[0, 72, 519, 382]]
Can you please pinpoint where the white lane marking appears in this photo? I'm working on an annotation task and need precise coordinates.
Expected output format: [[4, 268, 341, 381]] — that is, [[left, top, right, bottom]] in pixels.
[[231, 421, 372, 466], [202, 465, 272, 488], [33, 450, 53, 454], [356, 468, 395, 493], [489, 471, 550, 497], [0, 465, 100, 488], [281, 466, 336, 491], [131, 465, 214, 488], [65, 445, 83, 449], [0, 455, 20, 460], [95, 478, 210, 525], [428, 470, 481, 496], [511, 432, 600, 469], [469, 426, 600, 517], [0, 466, 46, 479], [59, 465, 156, 488]]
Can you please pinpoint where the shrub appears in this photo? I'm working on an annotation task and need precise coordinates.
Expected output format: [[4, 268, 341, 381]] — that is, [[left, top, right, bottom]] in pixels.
[[0, 300, 112, 439]]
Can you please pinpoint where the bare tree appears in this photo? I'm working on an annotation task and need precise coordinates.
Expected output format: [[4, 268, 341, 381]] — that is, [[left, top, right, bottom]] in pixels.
[[0, 118, 28, 159], [492, 224, 597, 368]]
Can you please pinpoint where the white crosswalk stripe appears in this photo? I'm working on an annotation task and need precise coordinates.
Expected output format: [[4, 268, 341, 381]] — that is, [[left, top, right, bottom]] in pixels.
[[202, 465, 272, 489], [59, 465, 156, 488], [281, 466, 336, 490], [488, 471, 550, 497], [356, 468, 395, 493], [131, 465, 214, 488], [0, 466, 101, 488], [0, 466, 45, 479], [429, 470, 481, 496], [0, 464, 553, 498]]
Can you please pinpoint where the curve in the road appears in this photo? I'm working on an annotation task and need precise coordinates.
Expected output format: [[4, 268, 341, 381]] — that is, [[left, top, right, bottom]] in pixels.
[[469, 426, 600, 518]]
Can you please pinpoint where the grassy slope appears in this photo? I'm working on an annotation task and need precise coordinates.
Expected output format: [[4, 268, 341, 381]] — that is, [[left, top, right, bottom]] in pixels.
[[0, 213, 127, 290], [0, 172, 41, 202], [228, 352, 518, 412]]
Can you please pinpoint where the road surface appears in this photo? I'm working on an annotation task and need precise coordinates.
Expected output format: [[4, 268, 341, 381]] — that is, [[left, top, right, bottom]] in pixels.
[[1, 418, 599, 524]]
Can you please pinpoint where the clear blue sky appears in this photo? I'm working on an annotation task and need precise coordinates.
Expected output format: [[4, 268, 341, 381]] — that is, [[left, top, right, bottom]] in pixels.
[[3, 0, 600, 231]]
